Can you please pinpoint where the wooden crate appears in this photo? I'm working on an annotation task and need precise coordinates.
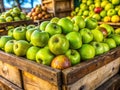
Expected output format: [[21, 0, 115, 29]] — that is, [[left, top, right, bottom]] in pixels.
[[0, 76, 23, 90], [0, 46, 120, 90], [42, 0, 74, 17], [96, 74, 120, 90]]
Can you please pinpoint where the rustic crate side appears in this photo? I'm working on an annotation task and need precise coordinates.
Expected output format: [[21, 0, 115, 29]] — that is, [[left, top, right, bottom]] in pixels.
[[0, 51, 61, 87], [96, 74, 120, 90], [62, 46, 120, 85], [62, 58, 120, 90], [0, 60, 23, 88], [23, 71, 61, 90], [0, 76, 23, 90]]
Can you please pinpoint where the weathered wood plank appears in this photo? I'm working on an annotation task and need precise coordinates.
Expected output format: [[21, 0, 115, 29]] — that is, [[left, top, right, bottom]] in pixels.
[[62, 58, 120, 90], [0, 76, 23, 90], [0, 50, 61, 86], [62, 46, 120, 85], [96, 74, 120, 90], [23, 71, 61, 90], [0, 20, 35, 29], [0, 61, 22, 88]]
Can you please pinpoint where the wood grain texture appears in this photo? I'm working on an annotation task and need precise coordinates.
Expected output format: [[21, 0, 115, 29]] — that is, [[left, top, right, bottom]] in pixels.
[[0, 50, 61, 87], [96, 74, 120, 90], [0, 61, 22, 88], [62, 46, 120, 85], [62, 58, 120, 90], [23, 71, 61, 90], [0, 76, 23, 90]]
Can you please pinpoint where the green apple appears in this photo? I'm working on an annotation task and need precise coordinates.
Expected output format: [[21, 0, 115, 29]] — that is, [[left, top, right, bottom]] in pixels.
[[111, 0, 120, 5], [14, 16, 21, 21], [80, 3, 88, 10], [51, 55, 71, 70], [8, 28, 14, 37], [0, 35, 13, 50], [65, 49, 80, 66], [10, 11, 18, 17], [13, 26, 27, 40], [72, 16, 86, 29], [77, 10, 83, 16], [48, 34, 69, 55], [58, 17, 73, 34], [4, 11, 11, 18], [45, 22, 62, 36], [83, 10, 89, 16], [20, 12, 26, 20], [0, 16, 6, 23], [80, 28, 93, 44], [89, 4, 95, 11], [100, 10, 107, 18], [26, 28, 36, 42], [75, 7, 80, 13], [104, 38, 116, 49], [26, 46, 40, 61], [107, 9, 116, 17], [101, 42, 110, 53], [91, 29, 104, 42], [92, 14, 101, 21], [89, 11, 95, 17], [118, 9, 120, 16], [115, 28, 120, 34], [13, 40, 31, 56], [91, 42, 104, 55], [36, 46, 54, 65], [79, 44, 95, 60], [50, 17, 60, 23], [109, 34, 120, 46], [39, 21, 50, 31], [4, 40, 16, 53], [81, 0, 87, 3], [70, 11, 76, 17], [87, 0, 93, 6], [73, 23, 79, 32], [66, 31, 82, 49], [31, 30, 49, 47], [115, 5, 120, 11], [100, 24, 115, 36], [85, 17, 98, 29], [101, 1, 109, 8], [105, 3, 114, 11], [27, 24, 36, 30], [94, 2, 101, 7], [13, 7, 21, 14], [5, 16, 13, 22]]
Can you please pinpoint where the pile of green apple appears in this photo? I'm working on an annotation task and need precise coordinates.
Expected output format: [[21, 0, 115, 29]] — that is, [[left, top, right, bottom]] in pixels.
[[71, 0, 120, 23], [0, 16, 120, 70], [0, 7, 30, 23]]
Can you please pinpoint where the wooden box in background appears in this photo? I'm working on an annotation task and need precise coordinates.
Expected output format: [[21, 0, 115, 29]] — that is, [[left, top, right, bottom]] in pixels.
[[42, 0, 74, 17]]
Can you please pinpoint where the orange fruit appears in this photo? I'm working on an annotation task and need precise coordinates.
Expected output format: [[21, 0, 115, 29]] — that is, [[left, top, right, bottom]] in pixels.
[[103, 16, 111, 22], [111, 15, 120, 23]]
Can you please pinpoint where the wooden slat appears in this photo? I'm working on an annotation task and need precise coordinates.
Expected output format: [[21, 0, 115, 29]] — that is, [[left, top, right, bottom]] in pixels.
[[0, 76, 23, 90], [96, 74, 120, 90], [23, 71, 61, 90], [62, 46, 120, 85], [98, 22, 120, 26], [0, 61, 22, 88], [0, 20, 34, 29], [0, 50, 61, 86], [62, 58, 120, 90]]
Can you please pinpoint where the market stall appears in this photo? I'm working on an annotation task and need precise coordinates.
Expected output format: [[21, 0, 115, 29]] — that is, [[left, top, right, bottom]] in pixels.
[[0, 0, 120, 90]]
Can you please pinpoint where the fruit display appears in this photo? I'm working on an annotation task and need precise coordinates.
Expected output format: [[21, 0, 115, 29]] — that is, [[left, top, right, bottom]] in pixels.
[[0, 7, 30, 23], [0, 16, 120, 70], [70, 0, 120, 23], [27, 4, 54, 20]]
